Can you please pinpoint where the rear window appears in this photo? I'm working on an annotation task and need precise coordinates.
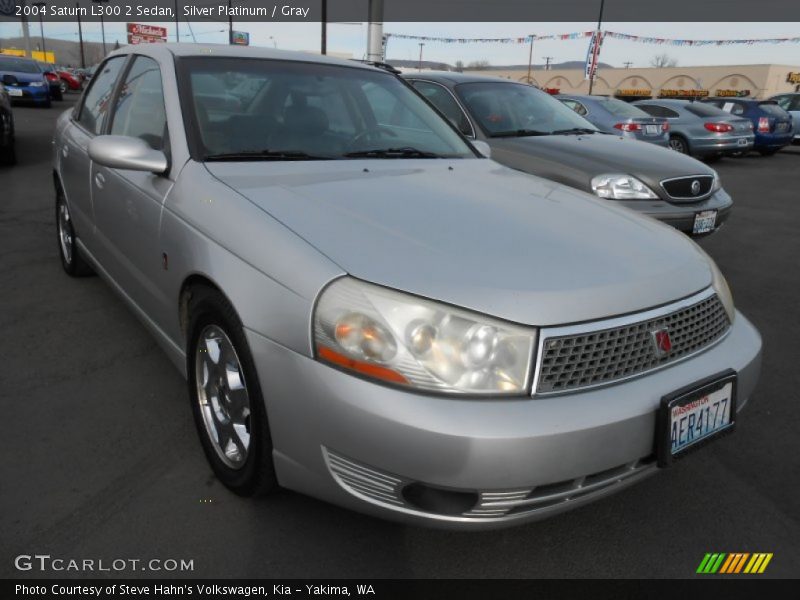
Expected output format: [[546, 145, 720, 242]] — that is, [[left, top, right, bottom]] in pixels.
[[685, 103, 730, 118], [597, 97, 649, 118], [758, 102, 789, 117]]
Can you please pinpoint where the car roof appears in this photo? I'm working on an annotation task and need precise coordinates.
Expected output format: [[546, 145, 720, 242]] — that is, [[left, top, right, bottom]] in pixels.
[[105, 43, 378, 73], [400, 70, 524, 85], [634, 99, 693, 106]]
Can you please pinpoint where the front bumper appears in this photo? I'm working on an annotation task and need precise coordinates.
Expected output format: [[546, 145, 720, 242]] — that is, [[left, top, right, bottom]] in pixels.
[[245, 309, 761, 529], [614, 188, 733, 235], [7, 86, 49, 103]]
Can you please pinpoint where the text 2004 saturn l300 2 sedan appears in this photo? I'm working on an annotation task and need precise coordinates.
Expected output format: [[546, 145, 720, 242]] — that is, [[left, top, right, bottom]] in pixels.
[[53, 44, 761, 528]]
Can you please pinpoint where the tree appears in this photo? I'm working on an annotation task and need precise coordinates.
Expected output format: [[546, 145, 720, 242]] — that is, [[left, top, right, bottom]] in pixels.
[[454, 60, 464, 72], [467, 59, 490, 70], [650, 53, 678, 68]]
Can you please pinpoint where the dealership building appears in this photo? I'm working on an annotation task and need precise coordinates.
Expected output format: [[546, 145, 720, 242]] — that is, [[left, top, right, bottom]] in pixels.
[[471, 64, 800, 100]]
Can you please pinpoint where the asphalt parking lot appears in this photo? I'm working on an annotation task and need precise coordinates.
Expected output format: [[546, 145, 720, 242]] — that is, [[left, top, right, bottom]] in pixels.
[[1, 97, 798, 579]]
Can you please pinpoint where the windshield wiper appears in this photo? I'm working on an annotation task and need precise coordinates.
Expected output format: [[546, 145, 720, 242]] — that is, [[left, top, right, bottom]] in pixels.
[[203, 150, 329, 162], [343, 147, 442, 159], [490, 129, 549, 138], [551, 128, 598, 135]]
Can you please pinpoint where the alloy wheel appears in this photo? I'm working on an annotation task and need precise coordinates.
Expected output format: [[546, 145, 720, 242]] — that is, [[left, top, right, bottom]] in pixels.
[[194, 325, 252, 469], [57, 201, 73, 265]]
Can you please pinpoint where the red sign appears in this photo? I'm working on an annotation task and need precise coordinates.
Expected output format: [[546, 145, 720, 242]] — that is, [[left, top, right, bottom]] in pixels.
[[126, 23, 167, 45]]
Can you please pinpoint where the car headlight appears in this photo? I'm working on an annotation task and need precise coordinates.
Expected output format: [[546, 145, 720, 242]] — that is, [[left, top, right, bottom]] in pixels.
[[591, 174, 658, 200], [710, 260, 735, 323], [29, 81, 45, 88], [711, 170, 722, 193], [313, 277, 537, 395]]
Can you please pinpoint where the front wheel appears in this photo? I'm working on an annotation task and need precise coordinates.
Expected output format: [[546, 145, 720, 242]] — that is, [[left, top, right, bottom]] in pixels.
[[668, 135, 689, 154], [187, 286, 279, 497], [56, 194, 94, 276], [59, 80, 68, 95]]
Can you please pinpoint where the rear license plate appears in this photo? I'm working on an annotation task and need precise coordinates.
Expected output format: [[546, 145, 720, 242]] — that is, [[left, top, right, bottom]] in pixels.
[[737, 137, 749, 146], [7, 88, 22, 97], [693, 210, 717, 234], [645, 125, 659, 135], [777, 123, 790, 132], [657, 370, 737, 467]]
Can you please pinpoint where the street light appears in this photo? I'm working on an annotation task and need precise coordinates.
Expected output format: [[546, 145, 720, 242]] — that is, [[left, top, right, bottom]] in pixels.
[[418, 42, 424, 72], [268, 36, 277, 48], [31, 2, 46, 60], [92, 0, 110, 56]]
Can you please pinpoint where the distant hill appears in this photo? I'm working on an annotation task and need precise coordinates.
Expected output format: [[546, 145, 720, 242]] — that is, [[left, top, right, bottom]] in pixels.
[[0, 37, 115, 66]]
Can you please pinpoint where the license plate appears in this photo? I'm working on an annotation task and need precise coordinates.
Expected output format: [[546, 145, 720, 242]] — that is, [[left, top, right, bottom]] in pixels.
[[737, 137, 749, 146], [645, 125, 659, 135], [693, 210, 717, 235], [7, 88, 22, 97], [657, 371, 737, 467], [777, 123, 789, 132]]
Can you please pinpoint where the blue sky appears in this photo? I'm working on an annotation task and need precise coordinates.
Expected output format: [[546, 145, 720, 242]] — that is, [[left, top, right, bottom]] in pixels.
[[2, 20, 799, 67]]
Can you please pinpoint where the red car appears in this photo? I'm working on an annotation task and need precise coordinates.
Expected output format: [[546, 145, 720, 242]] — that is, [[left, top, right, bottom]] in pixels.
[[55, 69, 82, 93]]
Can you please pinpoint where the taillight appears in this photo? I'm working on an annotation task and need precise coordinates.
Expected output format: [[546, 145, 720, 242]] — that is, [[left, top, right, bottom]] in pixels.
[[614, 122, 642, 132], [704, 122, 734, 133], [662, 122, 670, 132], [757, 117, 770, 132]]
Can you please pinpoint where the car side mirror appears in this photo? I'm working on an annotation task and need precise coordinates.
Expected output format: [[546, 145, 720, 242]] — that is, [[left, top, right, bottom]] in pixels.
[[471, 140, 491, 158], [89, 135, 168, 174]]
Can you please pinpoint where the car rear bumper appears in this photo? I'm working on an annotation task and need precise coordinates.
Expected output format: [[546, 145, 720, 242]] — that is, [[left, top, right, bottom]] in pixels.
[[244, 309, 761, 529], [753, 133, 793, 149], [691, 134, 754, 155]]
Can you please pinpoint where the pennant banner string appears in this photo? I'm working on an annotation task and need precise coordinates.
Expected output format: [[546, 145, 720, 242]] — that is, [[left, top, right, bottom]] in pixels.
[[385, 31, 800, 45]]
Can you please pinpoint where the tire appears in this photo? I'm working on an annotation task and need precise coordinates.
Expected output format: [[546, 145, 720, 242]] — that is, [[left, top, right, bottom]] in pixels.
[[56, 191, 94, 277], [0, 143, 16, 166], [187, 286, 279, 497], [53, 87, 63, 101], [59, 80, 68, 95], [668, 134, 689, 154]]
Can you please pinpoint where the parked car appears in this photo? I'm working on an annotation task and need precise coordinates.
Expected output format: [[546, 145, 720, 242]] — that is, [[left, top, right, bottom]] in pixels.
[[53, 44, 761, 529], [36, 62, 64, 100], [55, 67, 83, 92], [769, 93, 800, 142], [404, 72, 732, 236], [701, 97, 793, 155], [633, 99, 753, 158], [0, 56, 51, 108], [0, 82, 15, 164], [557, 94, 670, 147]]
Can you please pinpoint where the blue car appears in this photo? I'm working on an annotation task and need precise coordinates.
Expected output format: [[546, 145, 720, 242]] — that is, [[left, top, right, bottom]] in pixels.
[[701, 97, 792, 155], [0, 56, 51, 108]]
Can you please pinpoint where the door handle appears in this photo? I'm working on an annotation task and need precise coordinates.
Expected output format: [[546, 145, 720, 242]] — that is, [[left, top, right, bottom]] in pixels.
[[94, 172, 105, 189]]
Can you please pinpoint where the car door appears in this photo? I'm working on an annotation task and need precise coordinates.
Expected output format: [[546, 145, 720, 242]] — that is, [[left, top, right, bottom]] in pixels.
[[90, 55, 173, 322], [59, 56, 127, 243]]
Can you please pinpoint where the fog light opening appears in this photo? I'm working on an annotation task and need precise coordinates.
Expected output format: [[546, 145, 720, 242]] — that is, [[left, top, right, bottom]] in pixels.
[[401, 482, 479, 516]]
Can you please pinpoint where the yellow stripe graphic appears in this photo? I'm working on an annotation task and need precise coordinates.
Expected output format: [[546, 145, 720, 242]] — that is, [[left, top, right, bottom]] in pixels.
[[758, 553, 773, 573], [744, 554, 759, 573]]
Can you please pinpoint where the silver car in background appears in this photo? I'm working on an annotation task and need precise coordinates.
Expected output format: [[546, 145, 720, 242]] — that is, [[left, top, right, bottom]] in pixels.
[[557, 94, 670, 147], [53, 44, 761, 528], [634, 99, 754, 158], [770, 93, 800, 142]]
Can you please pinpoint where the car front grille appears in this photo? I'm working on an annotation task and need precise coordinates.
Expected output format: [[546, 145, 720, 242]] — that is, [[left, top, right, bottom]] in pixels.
[[534, 291, 730, 395], [660, 175, 715, 201]]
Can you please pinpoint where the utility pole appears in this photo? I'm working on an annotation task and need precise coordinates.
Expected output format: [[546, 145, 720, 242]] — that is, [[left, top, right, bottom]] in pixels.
[[92, 0, 109, 56], [418, 43, 424, 71], [174, 0, 179, 42], [525, 35, 534, 83], [587, 0, 605, 95], [227, 0, 233, 44], [321, 0, 327, 54], [366, 0, 384, 62], [623, 61, 633, 68], [31, 2, 46, 59], [76, 2, 85, 68], [19, 0, 33, 57], [544, 56, 553, 70]]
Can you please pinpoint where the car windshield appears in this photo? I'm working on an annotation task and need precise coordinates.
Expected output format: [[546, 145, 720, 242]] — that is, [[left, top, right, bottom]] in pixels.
[[455, 82, 599, 136], [177, 57, 475, 161], [596, 97, 651, 118], [0, 57, 41, 74]]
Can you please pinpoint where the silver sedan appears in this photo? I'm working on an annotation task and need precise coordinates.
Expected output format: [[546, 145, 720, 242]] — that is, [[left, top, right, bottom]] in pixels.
[[53, 44, 761, 528]]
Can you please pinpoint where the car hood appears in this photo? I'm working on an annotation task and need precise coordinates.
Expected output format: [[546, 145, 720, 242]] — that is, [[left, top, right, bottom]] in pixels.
[[488, 133, 714, 191], [206, 159, 713, 326]]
